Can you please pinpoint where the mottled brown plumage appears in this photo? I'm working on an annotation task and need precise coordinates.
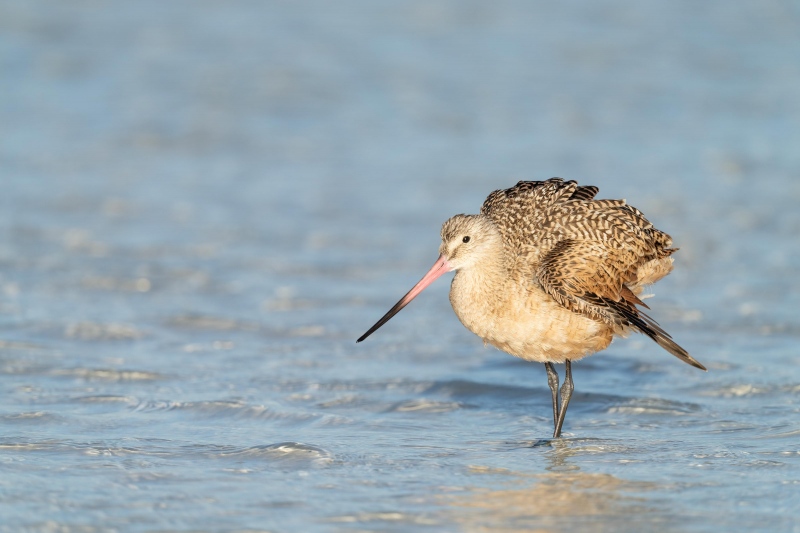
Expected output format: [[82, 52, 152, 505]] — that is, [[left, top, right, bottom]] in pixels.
[[358, 178, 706, 438], [479, 179, 702, 369]]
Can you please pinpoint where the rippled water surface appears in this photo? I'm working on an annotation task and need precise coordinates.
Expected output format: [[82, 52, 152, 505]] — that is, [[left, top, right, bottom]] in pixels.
[[2, 1, 800, 531]]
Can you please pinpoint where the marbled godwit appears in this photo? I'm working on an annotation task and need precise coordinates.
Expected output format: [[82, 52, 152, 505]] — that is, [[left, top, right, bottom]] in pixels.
[[357, 179, 706, 438]]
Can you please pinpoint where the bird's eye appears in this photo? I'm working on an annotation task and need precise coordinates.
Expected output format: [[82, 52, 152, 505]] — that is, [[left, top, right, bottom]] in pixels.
[[462, 236, 470, 243]]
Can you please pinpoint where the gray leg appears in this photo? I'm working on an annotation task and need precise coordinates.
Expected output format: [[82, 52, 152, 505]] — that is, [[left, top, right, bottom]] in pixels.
[[553, 360, 574, 438], [544, 362, 559, 431]]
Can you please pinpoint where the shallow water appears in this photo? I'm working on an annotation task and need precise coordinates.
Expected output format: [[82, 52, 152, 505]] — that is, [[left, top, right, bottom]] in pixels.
[[2, 1, 800, 531]]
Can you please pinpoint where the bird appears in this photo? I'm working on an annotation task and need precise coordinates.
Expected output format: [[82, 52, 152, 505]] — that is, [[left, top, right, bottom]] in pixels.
[[357, 178, 706, 438]]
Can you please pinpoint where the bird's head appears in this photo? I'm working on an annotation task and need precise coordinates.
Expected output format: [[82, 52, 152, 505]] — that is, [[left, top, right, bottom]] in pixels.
[[439, 214, 503, 271]]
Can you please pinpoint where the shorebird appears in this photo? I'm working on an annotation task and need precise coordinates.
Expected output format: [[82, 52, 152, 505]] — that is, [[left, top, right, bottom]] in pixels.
[[357, 179, 706, 438]]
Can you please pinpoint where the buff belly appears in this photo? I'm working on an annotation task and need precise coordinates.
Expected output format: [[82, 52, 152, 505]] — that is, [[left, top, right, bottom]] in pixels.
[[450, 282, 613, 364]]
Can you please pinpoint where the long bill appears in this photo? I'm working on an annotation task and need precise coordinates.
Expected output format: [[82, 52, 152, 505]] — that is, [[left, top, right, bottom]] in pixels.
[[357, 255, 453, 343]]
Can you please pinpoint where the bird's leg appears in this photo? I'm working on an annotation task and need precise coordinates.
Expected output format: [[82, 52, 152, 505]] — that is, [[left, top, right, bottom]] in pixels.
[[553, 360, 574, 439], [544, 362, 560, 431]]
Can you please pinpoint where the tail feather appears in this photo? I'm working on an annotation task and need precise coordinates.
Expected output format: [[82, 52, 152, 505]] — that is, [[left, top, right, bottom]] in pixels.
[[616, 305, 707, 371], [653, 332, 707, 371]]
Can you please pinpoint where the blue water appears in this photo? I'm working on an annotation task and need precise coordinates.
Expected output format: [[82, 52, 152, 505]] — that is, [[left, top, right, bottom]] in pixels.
[[2, 1, 800, 531]]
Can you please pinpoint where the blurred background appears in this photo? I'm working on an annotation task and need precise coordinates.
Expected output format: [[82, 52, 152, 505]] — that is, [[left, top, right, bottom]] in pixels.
[[1, 1, 799, 531]]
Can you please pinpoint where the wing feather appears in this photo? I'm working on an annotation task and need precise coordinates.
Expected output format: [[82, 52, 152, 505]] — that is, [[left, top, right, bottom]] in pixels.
[[481, 178, 704, 370]]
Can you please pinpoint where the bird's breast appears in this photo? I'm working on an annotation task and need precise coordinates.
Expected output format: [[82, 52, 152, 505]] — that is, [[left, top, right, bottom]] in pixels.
[[449, 269, 612, 363]]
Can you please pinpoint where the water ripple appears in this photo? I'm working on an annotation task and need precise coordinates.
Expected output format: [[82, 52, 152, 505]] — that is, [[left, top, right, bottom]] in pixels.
[[133, 399, 320, 423], [606, 397, 700, 416], [328, 511, 438, 526], [165, 314, 259, 331], [64, 321, 144, 340], [386, 399, 468, 413], [53, 368, 164, 381], [0, 411, 59, 424], [702, 382, 800, 398], [218, 442, 331, 461], [74, 394, 139, 404]]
